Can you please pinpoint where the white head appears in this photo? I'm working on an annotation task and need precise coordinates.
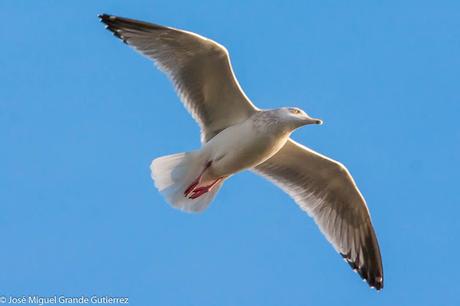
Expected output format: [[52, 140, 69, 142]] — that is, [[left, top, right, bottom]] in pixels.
[[275, 107, 323, 130]]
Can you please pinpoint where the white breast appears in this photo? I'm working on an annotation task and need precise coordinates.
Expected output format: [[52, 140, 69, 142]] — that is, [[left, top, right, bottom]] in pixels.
[[201, 114, 290, 179]]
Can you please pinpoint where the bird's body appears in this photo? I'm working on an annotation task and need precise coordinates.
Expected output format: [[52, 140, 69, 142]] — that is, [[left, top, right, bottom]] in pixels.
[[99, 13, 384, 290], [200, 110, 292, 182]]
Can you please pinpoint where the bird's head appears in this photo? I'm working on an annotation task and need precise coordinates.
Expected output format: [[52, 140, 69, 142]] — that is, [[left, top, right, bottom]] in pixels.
[[276, 107, 323, 130]]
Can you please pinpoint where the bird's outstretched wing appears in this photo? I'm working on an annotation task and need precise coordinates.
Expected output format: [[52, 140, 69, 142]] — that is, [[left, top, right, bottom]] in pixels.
[[253, 139, 384, 290], [99, 14, 258, 142]]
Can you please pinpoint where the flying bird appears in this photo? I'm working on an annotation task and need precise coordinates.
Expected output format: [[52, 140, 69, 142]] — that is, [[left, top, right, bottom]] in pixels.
[[99, 14, 384, 290]]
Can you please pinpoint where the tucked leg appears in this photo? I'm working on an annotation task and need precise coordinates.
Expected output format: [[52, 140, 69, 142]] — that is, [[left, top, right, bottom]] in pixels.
[[188, 177, 223, 199], [184, 161, 212, 197]]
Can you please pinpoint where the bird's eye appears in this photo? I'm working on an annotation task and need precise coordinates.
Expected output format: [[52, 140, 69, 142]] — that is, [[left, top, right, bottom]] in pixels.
[[290, 108, 301, 115]]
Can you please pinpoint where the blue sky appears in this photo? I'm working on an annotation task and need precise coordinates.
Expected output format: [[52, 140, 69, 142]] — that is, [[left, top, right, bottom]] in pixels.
[[1, 1, 459, 305]]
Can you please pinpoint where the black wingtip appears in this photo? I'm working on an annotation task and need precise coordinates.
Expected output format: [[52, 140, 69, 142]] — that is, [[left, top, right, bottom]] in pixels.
[[98, 13, 116, 26], [340, 252, 384, 291], [98, 13, 111, 26], [98, 13, 111, 21], [98, 14, 128, 44]]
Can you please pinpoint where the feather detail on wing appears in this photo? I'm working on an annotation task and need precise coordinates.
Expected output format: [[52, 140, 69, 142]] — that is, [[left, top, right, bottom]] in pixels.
[[253, 139, 384, 290], [99, 14, 258, 142]]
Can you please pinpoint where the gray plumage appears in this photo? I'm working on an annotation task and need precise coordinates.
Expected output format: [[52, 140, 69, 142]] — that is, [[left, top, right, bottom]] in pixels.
[[99, 13, 384, 290]]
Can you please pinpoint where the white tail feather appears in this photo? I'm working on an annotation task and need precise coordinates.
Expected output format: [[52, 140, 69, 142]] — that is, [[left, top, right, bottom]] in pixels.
[[150, 152, 223, 213]]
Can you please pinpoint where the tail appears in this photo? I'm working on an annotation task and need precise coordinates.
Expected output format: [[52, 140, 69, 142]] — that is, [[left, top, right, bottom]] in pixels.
[[150, 152, 223, 213]]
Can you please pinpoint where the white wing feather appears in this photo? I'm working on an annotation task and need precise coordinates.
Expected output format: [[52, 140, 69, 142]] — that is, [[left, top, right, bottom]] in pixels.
[[99, 14, 258, 142], [253, 139, 384, 290]]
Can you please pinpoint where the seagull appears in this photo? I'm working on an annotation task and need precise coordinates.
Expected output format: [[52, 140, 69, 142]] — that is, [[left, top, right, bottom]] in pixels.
[[99, 14, 384, 290]]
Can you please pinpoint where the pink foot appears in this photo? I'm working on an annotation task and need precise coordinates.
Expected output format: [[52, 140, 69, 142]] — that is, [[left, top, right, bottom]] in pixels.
[[184, 178, 199, 197], [183, 161, 213, 197], [188, 186, 210, 199], [188, 178, 222, 199]]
